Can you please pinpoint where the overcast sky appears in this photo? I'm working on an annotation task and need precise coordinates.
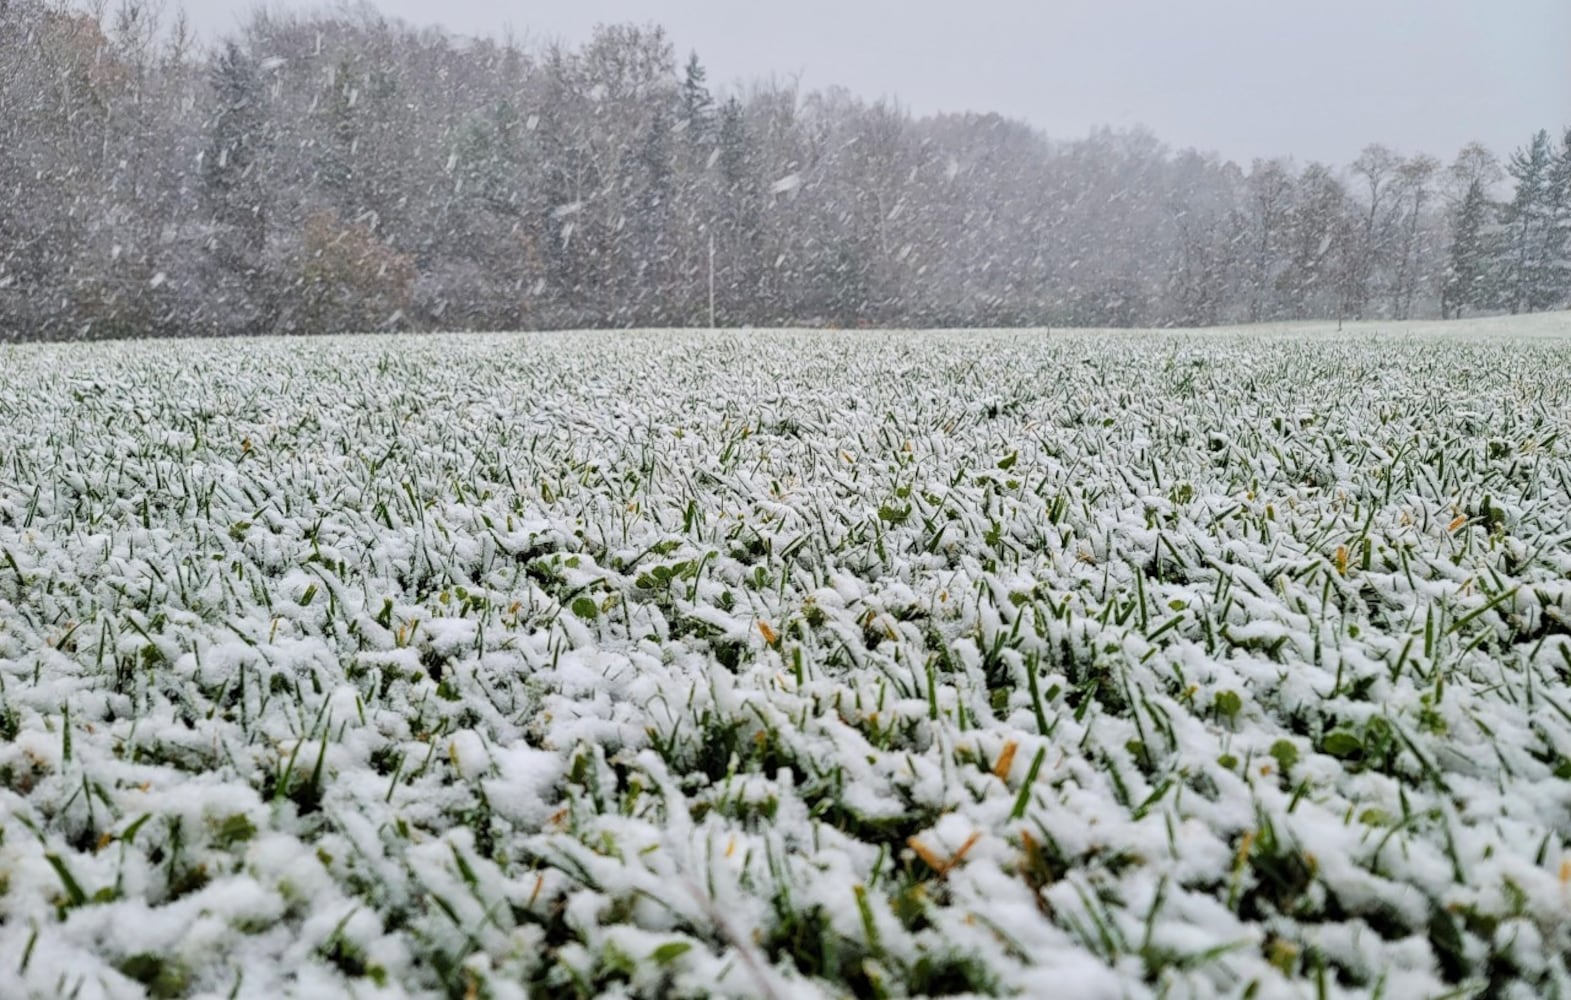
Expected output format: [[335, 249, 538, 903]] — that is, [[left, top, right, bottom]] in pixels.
[[186, 0, 1569, 166]]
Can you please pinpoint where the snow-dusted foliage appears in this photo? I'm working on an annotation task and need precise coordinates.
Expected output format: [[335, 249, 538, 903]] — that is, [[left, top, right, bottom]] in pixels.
[[3, 316, 1571, 998]]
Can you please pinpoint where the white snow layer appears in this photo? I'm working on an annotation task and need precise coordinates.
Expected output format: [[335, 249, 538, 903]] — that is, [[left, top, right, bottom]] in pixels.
[[0, 314, 1570, 998]]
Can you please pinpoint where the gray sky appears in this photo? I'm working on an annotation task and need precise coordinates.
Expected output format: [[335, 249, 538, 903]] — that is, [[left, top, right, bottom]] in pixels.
[[187, 0, 1569, 166]]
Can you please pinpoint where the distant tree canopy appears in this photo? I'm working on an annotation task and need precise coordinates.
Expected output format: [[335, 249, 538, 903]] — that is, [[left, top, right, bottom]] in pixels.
[[0, 0, 1567, 340]]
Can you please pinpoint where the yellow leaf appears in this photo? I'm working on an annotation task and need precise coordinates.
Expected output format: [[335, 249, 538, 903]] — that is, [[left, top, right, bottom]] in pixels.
[[1234, 830, 1256, 872], [1334, 545, 1348, 576], [1448, 515, 1468, 533], [908, 836, 948, 873], [993, 741, 1019, 780], [909, 832, 982, 878], [758, 621, 779, 647], [950, 831, 982, 868]]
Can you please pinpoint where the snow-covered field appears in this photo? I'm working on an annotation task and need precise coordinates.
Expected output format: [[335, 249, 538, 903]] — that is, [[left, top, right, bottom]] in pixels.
[[3, 316, 1571, 999]]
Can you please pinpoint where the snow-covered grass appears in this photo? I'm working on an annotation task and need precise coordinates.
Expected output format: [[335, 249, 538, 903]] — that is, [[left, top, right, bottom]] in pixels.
[[3, 315, 1571, 999]]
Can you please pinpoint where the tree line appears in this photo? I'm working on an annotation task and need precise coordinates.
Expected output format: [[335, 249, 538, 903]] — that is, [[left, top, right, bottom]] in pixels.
[[1, 1, 1567, 340]]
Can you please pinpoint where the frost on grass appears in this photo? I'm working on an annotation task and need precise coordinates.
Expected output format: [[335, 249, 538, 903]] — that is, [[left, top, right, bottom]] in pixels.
[[2, 317, 1571, 998]]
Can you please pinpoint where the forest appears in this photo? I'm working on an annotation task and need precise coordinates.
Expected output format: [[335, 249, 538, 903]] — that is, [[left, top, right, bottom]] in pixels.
[[1, 0, 1568, 340]]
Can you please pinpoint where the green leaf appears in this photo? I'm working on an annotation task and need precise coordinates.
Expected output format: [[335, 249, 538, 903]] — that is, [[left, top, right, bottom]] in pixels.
[[603, 942, 637, 975], [1322, 730, 1364, 760], [119, 813, 154, 845], [1214, 690, 1243, 720], [570, 596, 599, 620], [997, 451, 1018, 470], [1268, 740, 1299, 773], [650, 940, 693, 965], [1358, 808, 1389, 827], [877, 503, 910, 526], [214, 814, 256, 849]]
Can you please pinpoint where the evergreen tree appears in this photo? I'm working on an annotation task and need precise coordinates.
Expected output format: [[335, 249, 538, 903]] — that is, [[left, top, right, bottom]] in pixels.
[[1170, 217, 1228, 327], [203, 41, 266, 264], [1548, 128, 1571, 308], [1442, 179, 1492, 318], [200, 40, 274, 334], [1242, 158, 1293, 322], [445, 99, 533, 328], [712, 97, 762, 322], [680, 52, 714, 145], [318, 60, 362, 215], [1500, 130, 1555, 314], [632, 103, 676, 322], [716, 97, 750, 194], [457, 100, 526, 219], [1278, 163, 1350, 319]]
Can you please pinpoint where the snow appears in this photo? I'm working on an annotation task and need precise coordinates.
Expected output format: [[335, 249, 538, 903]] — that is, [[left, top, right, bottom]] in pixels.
[[1, 313, 1571, 996]]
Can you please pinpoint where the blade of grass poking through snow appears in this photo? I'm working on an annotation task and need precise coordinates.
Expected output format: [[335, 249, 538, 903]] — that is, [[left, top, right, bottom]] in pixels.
[[1444, 584, 1520, 637], [1010, 746, 1048, 821], [45, 854, 88, 909], [1, 547, 24, 587], [853, 884, 883, 959], [1025, 651, 1053, 735]]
